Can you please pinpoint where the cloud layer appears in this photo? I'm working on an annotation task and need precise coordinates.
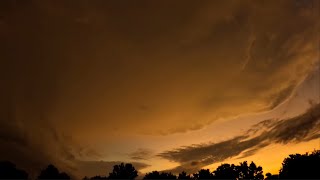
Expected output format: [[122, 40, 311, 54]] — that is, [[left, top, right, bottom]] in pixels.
[[1, 0, 318, 139], [0, 0, 319, 178], [158, 103, 320, 173]]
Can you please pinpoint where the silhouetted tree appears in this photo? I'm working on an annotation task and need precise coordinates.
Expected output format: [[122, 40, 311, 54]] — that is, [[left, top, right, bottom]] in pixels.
[[90, 175, 107, 179], [248, 161, 264, 180], [0, 161, 28, 179], [60, 172, 71, 179], [108, 163, 138, 179], [144, 171, 161, 179], [193, 169, 214, 179], [211, 161, 263, 180], [37, 164, 70, 179], [143, 171, 176, 179], [279, 150, 320, 179], [265, 173, 279, 179], [159, 172, 176, 179], [235, 161, 263, 180], [213, 163, 237, 179], [178, 171, 191, 179]]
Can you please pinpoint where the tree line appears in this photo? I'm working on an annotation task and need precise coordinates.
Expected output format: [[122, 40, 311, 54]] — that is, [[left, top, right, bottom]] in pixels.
[[1, 150, 319, 179]]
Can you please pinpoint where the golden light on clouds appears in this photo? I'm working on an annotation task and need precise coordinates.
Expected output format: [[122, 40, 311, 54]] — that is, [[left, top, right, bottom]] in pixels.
[[0, 0, 319, 178]]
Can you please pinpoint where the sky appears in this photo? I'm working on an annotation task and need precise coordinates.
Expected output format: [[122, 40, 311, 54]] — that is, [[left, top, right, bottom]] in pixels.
[[0, 0, 319, 179]]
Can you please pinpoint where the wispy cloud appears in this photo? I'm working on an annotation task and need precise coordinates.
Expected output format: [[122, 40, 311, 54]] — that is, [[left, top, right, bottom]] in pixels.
[[158, 103, 320, 173], [128, 148, 154, 160]]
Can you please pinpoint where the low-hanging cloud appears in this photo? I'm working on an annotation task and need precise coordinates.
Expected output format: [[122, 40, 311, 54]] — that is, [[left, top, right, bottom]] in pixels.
[[128, 148, 154, 161], [158, 103, 320, 173]]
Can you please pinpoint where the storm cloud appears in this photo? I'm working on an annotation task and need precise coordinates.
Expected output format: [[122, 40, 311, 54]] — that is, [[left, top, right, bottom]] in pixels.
[[1, 0, 318, 138], [0, 0, 319, 178]]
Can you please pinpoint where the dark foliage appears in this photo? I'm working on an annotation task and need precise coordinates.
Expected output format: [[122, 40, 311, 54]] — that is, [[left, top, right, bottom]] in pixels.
[[237, 161, 264, 180], [213, 163, 237, 179], [143, 171, 177, 179], [89, 175, 108, 179], [279, 150, 320, 179], [192, 161, 264, 180], [193, 169, 213, 179], [108, 163, 138, 179], [0, 161, 28, 179], [1, 149, 320, 179], [177, 171, 191, 179], [37, 164, 70, 179], [265, 173, 279, 179], [143, 171, 161, 179]]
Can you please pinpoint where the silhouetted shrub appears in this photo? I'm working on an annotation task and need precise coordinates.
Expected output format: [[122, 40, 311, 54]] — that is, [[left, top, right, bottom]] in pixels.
[[0, 161, 28, 179], [265, 172, 279, 179]]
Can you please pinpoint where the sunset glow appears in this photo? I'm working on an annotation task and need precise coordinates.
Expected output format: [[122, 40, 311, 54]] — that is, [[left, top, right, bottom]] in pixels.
[[0, 0, 319, 179]]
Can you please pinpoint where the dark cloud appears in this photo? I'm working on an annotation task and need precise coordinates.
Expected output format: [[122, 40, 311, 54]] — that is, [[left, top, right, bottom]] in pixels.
[[1, 0, 318, 138], [128, 148, 153, 160], [0, 103, 102, 178], [158, 103, 320, 173], [268, 84, 297, 109], [0, 119, 28, 147]]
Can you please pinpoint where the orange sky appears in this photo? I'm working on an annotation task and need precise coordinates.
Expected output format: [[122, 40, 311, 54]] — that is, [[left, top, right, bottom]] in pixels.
[[0, 0, 319, 178]]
